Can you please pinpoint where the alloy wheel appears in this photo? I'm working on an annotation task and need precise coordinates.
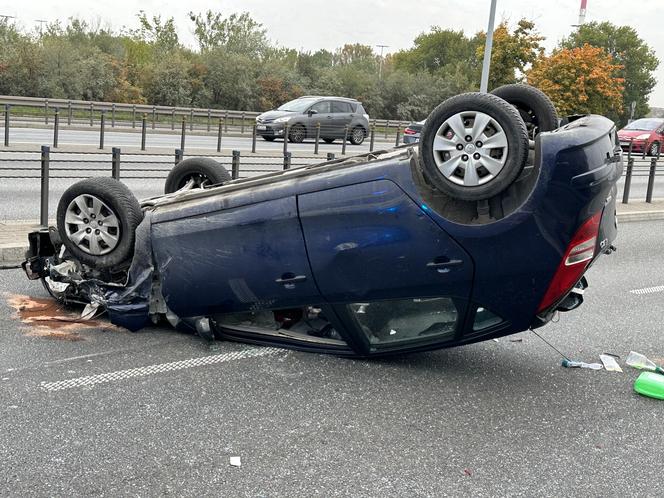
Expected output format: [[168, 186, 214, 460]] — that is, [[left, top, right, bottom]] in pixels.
[[64, 194, 120, 256]]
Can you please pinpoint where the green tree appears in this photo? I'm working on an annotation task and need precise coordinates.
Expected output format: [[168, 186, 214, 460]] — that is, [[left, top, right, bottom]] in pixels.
[[393, 28, 477, 74], [561, 21, 659, 124], [189, 11, 268, 57]]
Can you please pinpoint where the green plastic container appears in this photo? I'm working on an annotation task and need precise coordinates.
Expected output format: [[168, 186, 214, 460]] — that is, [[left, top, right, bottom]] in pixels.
[[634, 372, 664, 400]]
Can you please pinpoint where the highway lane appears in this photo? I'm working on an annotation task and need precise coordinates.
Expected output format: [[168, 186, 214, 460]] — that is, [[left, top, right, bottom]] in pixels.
[[0, 220, 662, 495]]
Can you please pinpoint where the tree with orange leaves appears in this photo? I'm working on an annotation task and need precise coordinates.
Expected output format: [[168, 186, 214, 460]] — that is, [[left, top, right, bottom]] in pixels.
[[527, 44, 624, 118]]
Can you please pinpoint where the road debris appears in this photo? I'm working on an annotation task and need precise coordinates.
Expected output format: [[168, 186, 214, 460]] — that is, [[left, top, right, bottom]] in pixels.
[[599, 354, 623, 372], [634, 372, 664, 400], [561, 359, 603, 370], [230, 456, 242, 467], [626, 351, 664, 374]]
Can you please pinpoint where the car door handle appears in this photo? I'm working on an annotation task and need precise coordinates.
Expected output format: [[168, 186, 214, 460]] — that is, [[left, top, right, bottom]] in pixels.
[[427, 259, 463, 273], [275, 273, 307, 285]]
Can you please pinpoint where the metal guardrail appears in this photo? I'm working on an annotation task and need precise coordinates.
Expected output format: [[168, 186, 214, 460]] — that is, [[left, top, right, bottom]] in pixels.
[[0, 95, 408, 139], [621, 138, 662, 204]]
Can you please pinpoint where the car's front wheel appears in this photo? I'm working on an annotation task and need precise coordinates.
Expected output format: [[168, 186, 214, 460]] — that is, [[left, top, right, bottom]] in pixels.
[[491, 84, 559, 137], [164, 157, 232, 194], [349, 126, 366, 145], [57, 177, 143, 269], [418, 92, 529, 202], [648, 141, 660, 156], [288, 124, 306, 143]]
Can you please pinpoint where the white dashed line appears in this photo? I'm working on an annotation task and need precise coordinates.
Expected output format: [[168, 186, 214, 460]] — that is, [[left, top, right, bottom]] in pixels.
[[40, 347, 284, 392], [630, 285, 664, 296]]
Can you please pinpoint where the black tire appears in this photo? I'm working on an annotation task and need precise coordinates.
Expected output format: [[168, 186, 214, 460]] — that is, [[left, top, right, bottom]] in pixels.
[[648, 141, 660, 156], [56, 177, 143, 269], [262, 136, 276, 142], [323, 137, 335, 144], [418, 92, 529, 202], [164, 157, 231, 194], [349, 126, 366, 145], [288, 124, 306, 143], [491, 84, 559, 137]]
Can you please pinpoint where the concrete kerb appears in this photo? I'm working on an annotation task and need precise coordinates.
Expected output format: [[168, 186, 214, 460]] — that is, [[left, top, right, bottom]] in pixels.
[[1, 204, 662, 268]]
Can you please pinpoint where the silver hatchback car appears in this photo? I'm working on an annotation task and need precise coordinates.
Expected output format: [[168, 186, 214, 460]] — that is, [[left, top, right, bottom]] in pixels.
[[256, 96, 370, 145]]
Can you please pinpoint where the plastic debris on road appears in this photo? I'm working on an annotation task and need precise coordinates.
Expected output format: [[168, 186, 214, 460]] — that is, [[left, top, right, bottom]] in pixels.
[[561, 359, 603, 370], [626, 351, 664, 375], [634, 372, 664, 400], [230, 456, 242, 467], [599, 354, 623, 372]]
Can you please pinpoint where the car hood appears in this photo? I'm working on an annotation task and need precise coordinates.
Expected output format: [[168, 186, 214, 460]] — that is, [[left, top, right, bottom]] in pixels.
[[257, 110, 294, 122], [618, 129, 653, 139]]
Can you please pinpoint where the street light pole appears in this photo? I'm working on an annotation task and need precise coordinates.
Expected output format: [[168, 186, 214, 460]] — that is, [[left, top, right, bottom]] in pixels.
[[479, 0, 498, 93], [377, 44, 389, 80]]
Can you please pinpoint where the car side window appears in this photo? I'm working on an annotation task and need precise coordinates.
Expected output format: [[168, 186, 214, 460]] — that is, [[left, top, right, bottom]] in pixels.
[[331, 101, 352, 113], [309, 101, 330, 114], [349, 297, 458, 347]]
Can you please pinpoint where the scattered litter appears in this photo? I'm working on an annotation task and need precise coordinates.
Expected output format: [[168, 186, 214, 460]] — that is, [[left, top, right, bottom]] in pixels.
[[463, 468, 473, 476], [492, 338, 499, 342], [634, 372, 664, 400], [626, 351, 664, 375], [599, 354, 623, 372], [509, 338, 523, 343], [229, 456, 242, 467], [561, 359, 603, 370]]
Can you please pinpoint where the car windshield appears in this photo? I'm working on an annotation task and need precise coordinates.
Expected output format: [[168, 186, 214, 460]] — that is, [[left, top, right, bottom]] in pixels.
[[277, 98, 320, 112], [624, 119, 663, 131]]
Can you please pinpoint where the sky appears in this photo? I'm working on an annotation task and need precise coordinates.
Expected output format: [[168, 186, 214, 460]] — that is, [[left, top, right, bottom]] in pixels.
[[3, 0, 664, 107]]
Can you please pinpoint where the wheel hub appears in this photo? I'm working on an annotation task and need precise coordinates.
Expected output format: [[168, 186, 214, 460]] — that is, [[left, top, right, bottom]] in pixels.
[[64, 194, 120, 256]]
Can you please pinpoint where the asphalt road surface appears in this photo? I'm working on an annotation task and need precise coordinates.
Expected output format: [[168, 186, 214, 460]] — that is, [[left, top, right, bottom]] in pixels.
[[0, 220, 663, 496]]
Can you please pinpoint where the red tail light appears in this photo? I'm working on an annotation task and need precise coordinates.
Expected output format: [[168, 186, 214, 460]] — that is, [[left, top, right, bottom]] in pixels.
[[537, 212, 602, 313], [404, 128, 417, 135]]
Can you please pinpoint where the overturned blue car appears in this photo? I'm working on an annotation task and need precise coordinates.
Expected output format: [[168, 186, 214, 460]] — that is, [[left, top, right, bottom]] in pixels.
[[23, 85, 622, 356]]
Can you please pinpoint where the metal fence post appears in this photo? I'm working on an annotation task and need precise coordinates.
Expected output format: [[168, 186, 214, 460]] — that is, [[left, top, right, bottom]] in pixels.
[[132, 105, 136, 128], [111, 103, 116, 127], [241, 112, 246, 134], [384, 120, 389, 139], [171, 109, 176, 130], [112, 147, 121, 179], [141, 113, 147, 150], [395, 128, 401, 147], [3, 104, 9, 146], [369, 125, 375, 152], [53, 109, 59, 148], [231, 150, 240, 179], [622, 158, 633, 204], [190, 108, 194, 131], [67, 101, 72, 125], [646, 157, 657, 203], [180, 116, 186, 151], [45, 99, 49, 125], [314, 122, 320, 155], [327, 152, 335, 161], [283, 125, 289, 156], [217, 119, 223, 153], [89, 103, 94, 126], [342, 125, 348, 155], [207, 109, 211, 132], [99, 111, 105, 149], [224, 111, 229, 133], [151, 106, 156, 129], [251, 124, 257, 153], [175, 148, 183, 165], [283, 151, 292, 170], [40, 145, 50, 228], [627, 139, 633, 161]]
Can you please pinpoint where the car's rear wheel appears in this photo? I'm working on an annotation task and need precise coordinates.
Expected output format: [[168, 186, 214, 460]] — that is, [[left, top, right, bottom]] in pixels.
[[491, 84, 559, 138], [323, 137, 335, 144], [262, 136, 276, 142], [288, 124, 306, 143], [164, 157, 232, 194], [349, 126, 366, 145], [648, 141, 660, 156], [419, 92, 529, 202], [57, 177, 143, 269]]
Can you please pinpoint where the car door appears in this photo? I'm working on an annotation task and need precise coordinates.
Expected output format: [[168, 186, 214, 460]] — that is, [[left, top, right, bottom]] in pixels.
[[298, 180, 474, 352], [307, 100, 332, 138], [330, 101, 354, 138], [152, 196, 322, 318]]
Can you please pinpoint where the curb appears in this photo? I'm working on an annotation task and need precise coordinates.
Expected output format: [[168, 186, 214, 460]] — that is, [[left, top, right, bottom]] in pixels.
[[1, 210, 662, 269]]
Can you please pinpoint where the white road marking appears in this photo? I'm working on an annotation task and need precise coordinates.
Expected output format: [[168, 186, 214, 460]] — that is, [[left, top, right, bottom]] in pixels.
[[630, 285, 664, 296], [40, 347, 284, 392]]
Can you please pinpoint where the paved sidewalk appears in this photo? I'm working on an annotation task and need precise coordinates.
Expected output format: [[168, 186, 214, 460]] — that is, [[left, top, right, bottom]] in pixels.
[[1, 201, 663, 267]]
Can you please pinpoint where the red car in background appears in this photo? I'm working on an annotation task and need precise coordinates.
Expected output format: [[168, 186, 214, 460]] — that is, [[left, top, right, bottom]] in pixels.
[[617, 117, 664, 156]]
